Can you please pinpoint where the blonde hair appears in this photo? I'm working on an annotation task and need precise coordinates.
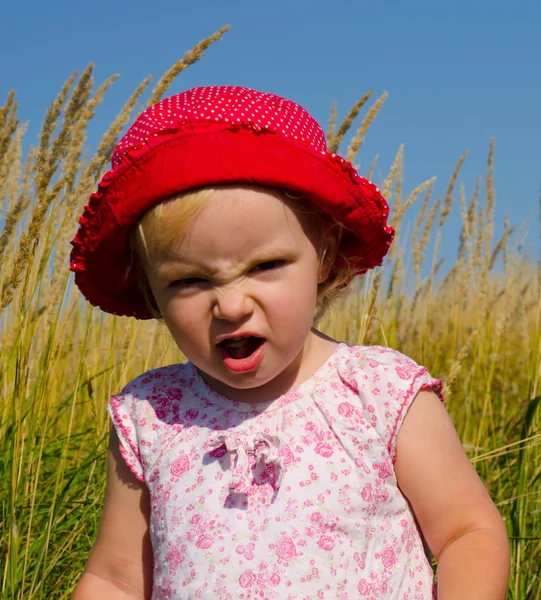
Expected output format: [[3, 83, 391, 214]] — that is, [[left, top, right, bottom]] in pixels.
[[130, 186, 357, 322]]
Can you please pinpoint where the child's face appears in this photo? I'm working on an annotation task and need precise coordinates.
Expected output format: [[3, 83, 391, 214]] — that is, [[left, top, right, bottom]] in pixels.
[[143, 186, 331, 402]]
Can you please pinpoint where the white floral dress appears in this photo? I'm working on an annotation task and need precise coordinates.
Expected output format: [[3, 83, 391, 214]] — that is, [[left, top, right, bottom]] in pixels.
[[109, 343, 442, 599]]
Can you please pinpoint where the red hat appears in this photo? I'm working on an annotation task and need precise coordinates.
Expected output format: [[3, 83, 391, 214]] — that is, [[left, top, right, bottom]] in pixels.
[[70, 85, 394, 319]]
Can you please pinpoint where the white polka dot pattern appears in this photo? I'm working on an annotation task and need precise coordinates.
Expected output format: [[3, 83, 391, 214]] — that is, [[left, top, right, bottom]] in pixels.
[[113, 86, 327, 167]]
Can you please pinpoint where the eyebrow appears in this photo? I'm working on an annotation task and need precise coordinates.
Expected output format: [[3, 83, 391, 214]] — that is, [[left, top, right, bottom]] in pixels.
[[155, 247, 297, 276]]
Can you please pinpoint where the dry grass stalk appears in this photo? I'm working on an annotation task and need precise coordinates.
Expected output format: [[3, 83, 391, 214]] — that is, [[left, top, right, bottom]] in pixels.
[[382, 146, 404, 259], [326, 100, 337, 145], [358, 269, 382, 345], [439, 149, 467, 228], [366, 154, 379, 180], [0, 89, 16, 124], [0, 126, 27, 264], [489, 220, 515, 271], [0, 122, 25, 207], [45, 67, 94, 187], [382, 145, 404, 206], [147, 25, 231, 107], [387, 248, 404, 299], [327, 91, 372, 154], [427, 151, 467, 293], [60, 73, 119, 194], [40, 75, 121, 300], [394, 177, 436, 226], [34, 70, 79, 200], [483, 139, 496, 265], [443, 330, 474, 397], [457, 183, 470, 261], [345, 91, 388, 163], [1, 177, 67, 309], [84, 75, 153, 184], [0, 90, 19, 171], [413, 197, 440, 285], [410, 189, 431, 287]]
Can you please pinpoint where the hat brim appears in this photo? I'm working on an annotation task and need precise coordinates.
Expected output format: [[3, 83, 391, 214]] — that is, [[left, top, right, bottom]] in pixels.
[[70, 123, 394, 319]]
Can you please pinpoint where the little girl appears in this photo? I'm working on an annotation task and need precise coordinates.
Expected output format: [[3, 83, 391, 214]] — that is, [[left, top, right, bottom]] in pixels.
[[70, 86, 509, 599]]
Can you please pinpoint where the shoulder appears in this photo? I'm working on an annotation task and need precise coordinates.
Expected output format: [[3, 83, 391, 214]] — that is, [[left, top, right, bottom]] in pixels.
[[109, 361, 202, 425], [117, 362, 194, 399], [113, 363, 195, 401], [335, 343, 429, 386]]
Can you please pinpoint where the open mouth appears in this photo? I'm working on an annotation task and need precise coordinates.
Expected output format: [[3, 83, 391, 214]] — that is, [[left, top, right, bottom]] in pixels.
[[217, 336, 266, 372]]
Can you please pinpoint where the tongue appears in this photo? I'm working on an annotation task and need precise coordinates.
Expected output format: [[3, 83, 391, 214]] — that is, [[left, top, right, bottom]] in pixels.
[[226, 337, 260, 359]]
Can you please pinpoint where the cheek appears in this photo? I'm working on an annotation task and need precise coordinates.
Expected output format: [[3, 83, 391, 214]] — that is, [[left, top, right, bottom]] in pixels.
[[159, 296, 210, 337], [262, 272, 319, 319]]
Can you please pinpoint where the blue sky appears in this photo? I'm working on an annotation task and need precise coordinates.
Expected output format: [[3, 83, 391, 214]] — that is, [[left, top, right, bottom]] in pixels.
[[2, 0, 540, 269]]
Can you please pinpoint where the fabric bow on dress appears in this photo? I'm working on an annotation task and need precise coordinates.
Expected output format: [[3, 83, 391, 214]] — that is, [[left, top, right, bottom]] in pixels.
[[208, 431, 284, 496]]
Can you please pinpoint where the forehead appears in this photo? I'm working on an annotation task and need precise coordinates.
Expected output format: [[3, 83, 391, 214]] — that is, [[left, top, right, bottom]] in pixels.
[[168, 187, 320, 260]]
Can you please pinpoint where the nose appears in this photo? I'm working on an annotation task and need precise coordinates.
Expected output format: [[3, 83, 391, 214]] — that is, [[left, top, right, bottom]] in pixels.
[[212, 287, 254, 322]]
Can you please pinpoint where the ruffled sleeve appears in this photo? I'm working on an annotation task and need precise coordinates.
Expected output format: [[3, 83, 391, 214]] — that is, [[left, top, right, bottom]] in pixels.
[[108, 389, 145, 482], [342, 345, 444, 463]]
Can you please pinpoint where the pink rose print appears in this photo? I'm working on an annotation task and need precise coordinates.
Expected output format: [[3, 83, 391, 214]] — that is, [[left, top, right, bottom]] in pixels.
[[170, 453, 190, 477], [381, 546, 396, 568], [275, 536, 297, 560], [184, 408, 198, 420], [338, 402, 353, 417], [317, 536, 335, 551], [196, 535, 213, 549], [358, 579, 370, 596], [311, 511, 323, 522], [395, 366, 411, 380], [167, 387, 182, 400], [315, 442, 333, 458], [236, 543, 255, 560], [375, 461, 393, 479], [280, 444, 296, 466], [361, 484, 373, 502], [165, 546, 183, 571], [238, 569, 257, 588], [269, 572, 281, 586]]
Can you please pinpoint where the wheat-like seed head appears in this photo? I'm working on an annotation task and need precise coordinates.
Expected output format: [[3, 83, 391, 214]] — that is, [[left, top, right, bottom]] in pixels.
[[483, 139, 496, 269], [358, 269, 382, 345], [345, 92, 388, 164], [365, 154, 379, 180], [327, 91, 372, 154], [84, 75, 153, 185], [0, 90, 18, 168], [1, 177, 67, 309], [414, 197, 441, 284], [411, 187, 432, 286], [488, 222, 515, 272], [439, 149, 467, 229], [0, 126, 27, 265], [326, 100, 337, 146], [395, 177, 436, 227], [34, 71, 79, 199], [382, 145, 404, 208], [147, 25, 231, 107]]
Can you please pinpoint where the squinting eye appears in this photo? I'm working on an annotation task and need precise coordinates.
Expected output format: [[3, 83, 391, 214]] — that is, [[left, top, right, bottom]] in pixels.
[[252, 260, 285, 272], [170, 277, 207, 287]]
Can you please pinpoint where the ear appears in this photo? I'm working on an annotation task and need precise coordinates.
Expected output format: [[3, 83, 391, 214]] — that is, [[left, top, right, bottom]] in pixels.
[[318, 228, 341, 284]]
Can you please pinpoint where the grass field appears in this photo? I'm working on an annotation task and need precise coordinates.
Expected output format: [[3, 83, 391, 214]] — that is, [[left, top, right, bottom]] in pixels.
[[1, 26, 540, 599]]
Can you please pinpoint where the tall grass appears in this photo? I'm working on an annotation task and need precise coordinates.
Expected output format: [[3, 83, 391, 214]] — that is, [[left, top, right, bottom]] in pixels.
[[1, 25, 540, 599]]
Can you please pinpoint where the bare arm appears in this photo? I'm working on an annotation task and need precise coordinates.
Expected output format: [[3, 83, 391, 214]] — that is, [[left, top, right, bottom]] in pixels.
[[395, 391, 510, 600], [72, 429, 153, 599]]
